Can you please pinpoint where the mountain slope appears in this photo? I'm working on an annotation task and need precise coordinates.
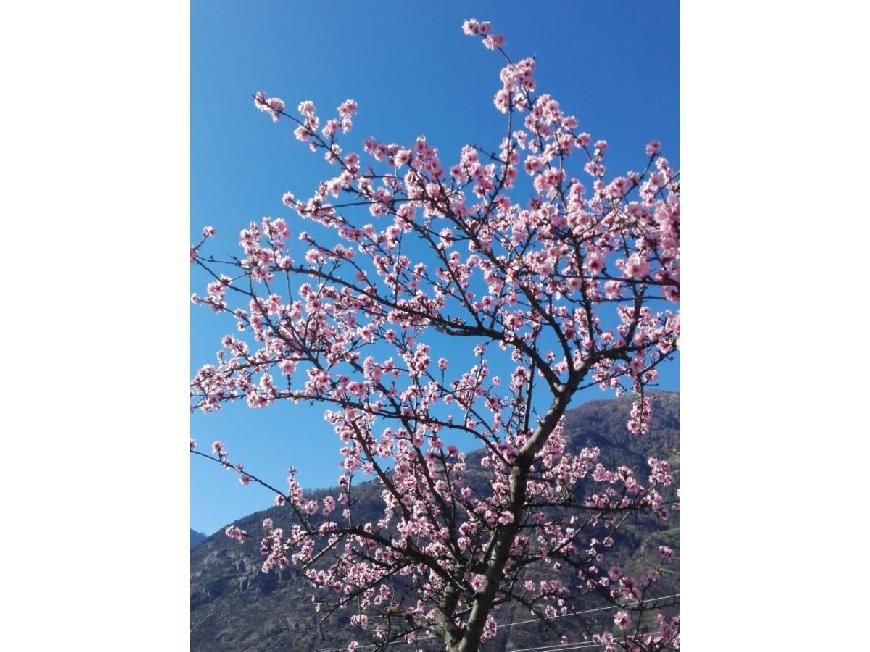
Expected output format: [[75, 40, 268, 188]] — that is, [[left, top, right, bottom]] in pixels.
[[191, 393, 679, 651], [191, 529, 207, 549]]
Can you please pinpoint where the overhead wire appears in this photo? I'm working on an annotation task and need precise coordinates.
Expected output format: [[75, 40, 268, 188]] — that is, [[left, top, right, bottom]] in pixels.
[[318, 593, 679, 651]]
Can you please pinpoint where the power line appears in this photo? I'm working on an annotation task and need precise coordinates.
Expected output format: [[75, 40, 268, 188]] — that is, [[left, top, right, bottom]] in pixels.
[[513, 640, 601, 652], [496, 592, 679, 631], [508, 594, 680, 652], [514, 643, 593, 652], [318, 593, 679, 652], [520, 641, 603, 652]]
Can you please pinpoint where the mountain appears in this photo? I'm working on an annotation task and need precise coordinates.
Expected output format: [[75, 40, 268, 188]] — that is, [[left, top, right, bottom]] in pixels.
[[191, 393, 679, 651], [191, 529, 207, 549]]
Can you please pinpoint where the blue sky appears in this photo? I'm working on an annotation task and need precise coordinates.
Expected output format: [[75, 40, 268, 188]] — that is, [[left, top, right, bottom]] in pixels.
[[191, 0, 679, 534]]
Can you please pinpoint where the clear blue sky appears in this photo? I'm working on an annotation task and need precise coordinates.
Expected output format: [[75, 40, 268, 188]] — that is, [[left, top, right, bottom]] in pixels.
[[191, 0, 679, 534]]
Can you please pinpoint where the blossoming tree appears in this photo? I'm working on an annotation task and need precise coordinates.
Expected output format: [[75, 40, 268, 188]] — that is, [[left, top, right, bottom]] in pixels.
[[191, 18, 680, 652]]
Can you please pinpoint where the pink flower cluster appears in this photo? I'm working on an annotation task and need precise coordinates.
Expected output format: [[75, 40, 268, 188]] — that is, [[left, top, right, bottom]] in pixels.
[[253, 91, 284, 122], [225, 524, 247, 543]]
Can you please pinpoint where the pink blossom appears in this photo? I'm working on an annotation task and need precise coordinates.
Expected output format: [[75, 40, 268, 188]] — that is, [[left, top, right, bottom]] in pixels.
[[338, 98, 358, 117], [469, 574, 488, 592], [483, 34, 505, 50], [254, 91, 285, 121], [225, 525, 247, 543], [614, 610, 631, 630], [462, 18, 480, 35], [624, 254, 650, 279]]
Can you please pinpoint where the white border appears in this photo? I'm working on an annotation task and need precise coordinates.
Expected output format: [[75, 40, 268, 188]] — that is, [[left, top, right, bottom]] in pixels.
[[1, 1, 189, 648], [683, 1, 870, 648]]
